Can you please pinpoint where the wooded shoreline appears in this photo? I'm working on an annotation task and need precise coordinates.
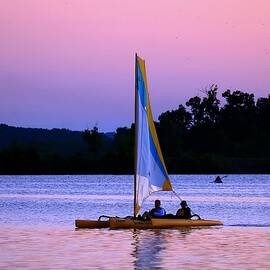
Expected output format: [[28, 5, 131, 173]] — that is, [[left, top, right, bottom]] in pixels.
[[1, 87, 270, 174]]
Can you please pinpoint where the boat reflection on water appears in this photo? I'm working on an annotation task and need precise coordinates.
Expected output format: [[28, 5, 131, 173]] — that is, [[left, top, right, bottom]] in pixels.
[[132, 230, 164, 269], [131, 228, 192, 269]]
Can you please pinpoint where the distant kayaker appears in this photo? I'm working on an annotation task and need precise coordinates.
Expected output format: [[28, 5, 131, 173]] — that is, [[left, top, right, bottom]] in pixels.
[[142, 199, 166, 219], [214, 176, 223, 183], [176, 200, 192, 219]]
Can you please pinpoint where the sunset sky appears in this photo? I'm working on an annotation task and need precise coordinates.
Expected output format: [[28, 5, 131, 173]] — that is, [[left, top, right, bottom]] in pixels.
[[1, 0, 270, 131]]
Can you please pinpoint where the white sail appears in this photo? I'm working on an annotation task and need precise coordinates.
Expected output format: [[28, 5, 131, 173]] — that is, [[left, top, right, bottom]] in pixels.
[[134, 55, 172, 215]]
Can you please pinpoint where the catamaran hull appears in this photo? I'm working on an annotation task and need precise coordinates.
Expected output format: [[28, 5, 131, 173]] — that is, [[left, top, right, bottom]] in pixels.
[[75, 219, 110, 228], [109, 218, 222, 229], [75, 218, 222, 229]]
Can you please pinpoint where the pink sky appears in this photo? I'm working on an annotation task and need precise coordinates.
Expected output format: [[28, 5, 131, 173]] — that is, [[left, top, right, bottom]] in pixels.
[[0, 0, 270, 131]]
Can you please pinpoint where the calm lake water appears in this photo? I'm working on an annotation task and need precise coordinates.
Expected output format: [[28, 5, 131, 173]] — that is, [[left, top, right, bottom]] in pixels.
[[0, 175, 270, 269]]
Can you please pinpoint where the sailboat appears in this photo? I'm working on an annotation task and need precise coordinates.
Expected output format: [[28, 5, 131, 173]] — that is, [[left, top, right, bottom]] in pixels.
[[75, 55, 222, 229]]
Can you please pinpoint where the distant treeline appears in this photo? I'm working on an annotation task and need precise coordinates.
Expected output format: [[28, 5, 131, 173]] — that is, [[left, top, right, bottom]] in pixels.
[[1, 85, 270, 174]]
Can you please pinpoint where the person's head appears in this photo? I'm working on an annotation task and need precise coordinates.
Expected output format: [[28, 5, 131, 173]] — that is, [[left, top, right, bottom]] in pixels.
[[155, 199, 161, 208], [180, 200, 187, 208]]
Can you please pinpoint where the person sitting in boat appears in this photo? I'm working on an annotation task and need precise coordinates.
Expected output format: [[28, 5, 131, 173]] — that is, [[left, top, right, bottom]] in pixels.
[[176, 200, 192, 219], [141, 199, 166, 219], [150, 199, 166, 217]]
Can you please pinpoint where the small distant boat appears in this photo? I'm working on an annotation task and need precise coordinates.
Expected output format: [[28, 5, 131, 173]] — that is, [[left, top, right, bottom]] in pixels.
[[214, 175, 228, 183], [75, 55, 223, 229], [214, 176, 223, 183]]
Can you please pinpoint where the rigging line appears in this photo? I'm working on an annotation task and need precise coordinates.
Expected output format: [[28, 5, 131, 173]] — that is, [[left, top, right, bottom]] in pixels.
[[139, 189, 182, 213], [172, 190, 182, 202]]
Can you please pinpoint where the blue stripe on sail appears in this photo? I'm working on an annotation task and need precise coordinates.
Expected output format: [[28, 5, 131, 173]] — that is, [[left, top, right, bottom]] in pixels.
[[149, 130, 168, 180], [137, 111, 150, 178], [136, 62, 149, 178], [137, 64, 147, 108]]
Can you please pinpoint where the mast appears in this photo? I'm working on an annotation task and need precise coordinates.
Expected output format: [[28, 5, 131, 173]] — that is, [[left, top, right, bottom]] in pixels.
[[134, 53, 138, 218]]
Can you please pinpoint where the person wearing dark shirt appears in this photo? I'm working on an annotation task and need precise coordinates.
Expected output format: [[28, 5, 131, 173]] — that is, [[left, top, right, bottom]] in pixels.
[[176, 200, 192, 219]]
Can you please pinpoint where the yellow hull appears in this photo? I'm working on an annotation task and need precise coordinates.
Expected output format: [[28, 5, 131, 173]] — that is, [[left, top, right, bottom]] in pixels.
[[75, 218, 222, 229], [109, 218, 223, 229], [75, 219, 110, 228]]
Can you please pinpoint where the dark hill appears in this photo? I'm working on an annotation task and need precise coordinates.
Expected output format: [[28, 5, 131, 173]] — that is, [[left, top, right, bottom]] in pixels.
[[0, 124, 115, 174], [0, 124, 87, 157]]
